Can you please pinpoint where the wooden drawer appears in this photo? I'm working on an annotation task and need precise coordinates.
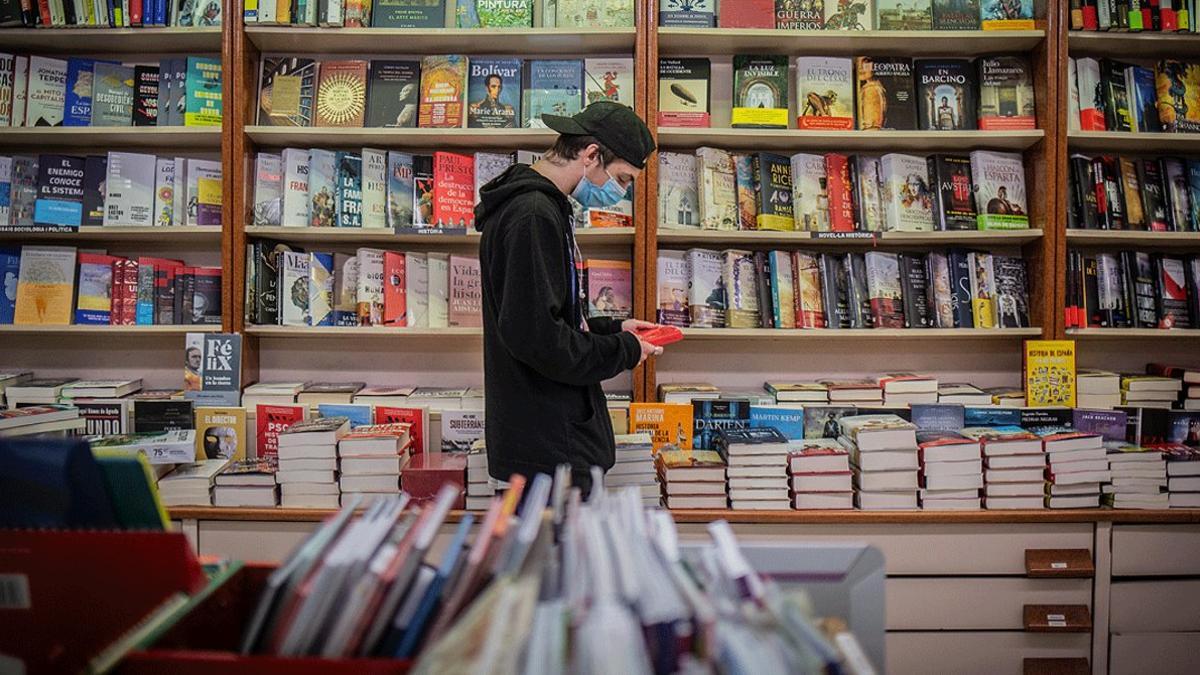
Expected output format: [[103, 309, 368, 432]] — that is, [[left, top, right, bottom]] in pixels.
[[1112, 525, 1200, 576], [887, 578, 1092, 630], [677, 523, 1094, 575], [1110, 580, 1200, 632], [1110, 632, 1200, 675], [888, 632, 1090, 675]]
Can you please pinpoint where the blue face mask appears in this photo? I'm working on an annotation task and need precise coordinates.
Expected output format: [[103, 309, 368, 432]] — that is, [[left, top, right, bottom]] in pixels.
[[571, 166, 626, 208]]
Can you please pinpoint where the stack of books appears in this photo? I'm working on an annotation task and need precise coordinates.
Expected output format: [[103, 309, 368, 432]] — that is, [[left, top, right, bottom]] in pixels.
[[1103, 443, 1170, 510], [0, 372, 32, 407], [962, 426, 1045, 510], [877, 373, 938, 407], [1121, 375, 1183, 409], [823, 381, 883, 407], [3, 377, 77, 406], [337, 422, 411, 502], [276, 416, 350, 509], [297, 382, 366, 408], [241, 381, 307, 409], [213, 457, 279, 507], [606, 392, 633, 434], [0, 404, 86, 439], [1078, 369, 1122, 410], [788, 438, 853, 510], [916, 430, 983, 510], [938, 383, 993, 405], [1148, 364, 1200, 410], [764, 381, 828, 407], [607, 432, 658, 506], [657, 382, 720, 404], [716, 427, 791, 510], [465, 439, 494, 511], [1166, 446, 1200, 508], [157, 459, 228, 507], [1042, 431, 1109, 508], [401, 452, 466, 509], [656, 447, 728, 509], [841, 414, 919, 510]]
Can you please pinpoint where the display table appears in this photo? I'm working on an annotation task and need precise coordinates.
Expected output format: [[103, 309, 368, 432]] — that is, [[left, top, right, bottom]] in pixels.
[[168, 507, 1200, 675]]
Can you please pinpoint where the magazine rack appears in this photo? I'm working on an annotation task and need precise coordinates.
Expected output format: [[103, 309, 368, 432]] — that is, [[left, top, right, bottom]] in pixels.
[[0, 529, 205, 675]]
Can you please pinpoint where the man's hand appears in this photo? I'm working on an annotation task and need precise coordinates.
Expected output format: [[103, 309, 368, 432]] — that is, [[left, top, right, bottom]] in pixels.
[[622, 318, 657, 334], [636, 335, 663, 366]]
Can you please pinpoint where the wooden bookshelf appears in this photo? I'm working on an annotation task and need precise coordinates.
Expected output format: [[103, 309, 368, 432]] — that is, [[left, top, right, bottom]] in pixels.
[[657, 28, 1046, 57], [243, 226, 635, 246], [1065, 230, 1200, 247], [1, 127, 222, 149], [244, 26, 638, 54], [244, 126, 558, 150], [656, 128, 1045, 152], [1068, 30, 1200, 58], [0, 27, 223, 53], [1066, 328, 1200, 340], [656, 228, 1044, 247], [0, 226, 222, 243], [678, 328, 1043, 341], [0, 325, 221, 336], [1066, 131, 1200, 153], [245, 326, 483, 338]]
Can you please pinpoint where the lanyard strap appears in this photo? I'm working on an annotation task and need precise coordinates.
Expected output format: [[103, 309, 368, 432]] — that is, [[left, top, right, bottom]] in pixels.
[[566, 227, 587, 332]]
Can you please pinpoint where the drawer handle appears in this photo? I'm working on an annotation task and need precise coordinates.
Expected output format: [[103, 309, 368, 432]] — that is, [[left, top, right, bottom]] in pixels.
[[1025, 549, 1095, 578], [1023, 604, 1092, 633], [1023, 657, 1091, 675]]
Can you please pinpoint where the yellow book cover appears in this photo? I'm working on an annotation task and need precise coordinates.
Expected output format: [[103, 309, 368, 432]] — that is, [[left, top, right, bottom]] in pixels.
[[13, 245, 76, 325], [1024, 340, 1076, 408], [195, 407, 248, 462], [628, 403, 694, 451]]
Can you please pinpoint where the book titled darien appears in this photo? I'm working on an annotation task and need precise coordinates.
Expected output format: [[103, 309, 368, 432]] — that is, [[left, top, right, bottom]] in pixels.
[[916, 59, 978, 131], [731, 55, 788, 129], [658, 58, 710, 127], [365, 60, 420, 128], [881, 152, 934, 232], [467, 58, 521, 129], [315, 60, 367, 128], [257, 58, 318, 127], [1024, 339, 1076, 408], [856, 56, 916, 130], [419, 55, 467, 128], [796, 57, 854, 130], [978, 55, 1035, 130], [523, 59, 583, 129], [184, 332, 242, 407], [971, 150, 1028, 230]]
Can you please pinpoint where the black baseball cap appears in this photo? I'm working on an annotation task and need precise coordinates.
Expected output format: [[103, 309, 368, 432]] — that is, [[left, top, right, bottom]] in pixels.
[[541, 101, 657, 169]]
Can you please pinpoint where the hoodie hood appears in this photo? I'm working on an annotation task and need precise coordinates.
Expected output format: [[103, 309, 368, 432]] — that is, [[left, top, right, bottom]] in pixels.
[[474, 163, 572, 232]]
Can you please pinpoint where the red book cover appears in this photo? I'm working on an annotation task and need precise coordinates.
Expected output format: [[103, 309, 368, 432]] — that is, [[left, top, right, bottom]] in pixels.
[[130, 0, 142, 25], [432, 151, 475, 229], [36, 0, 50, 25], [108, 258, 125, 325], [401, 452, 466, 507], [255, 404, 306, 459], [1162, 2, 1179, 31], [121, 258, 139, 325], [374, 405, 428, 454], [718, 0, 773, 27], [824, 153, 856, 232], [383, 250, 407, 326], [1081, 5, 1097, 30]]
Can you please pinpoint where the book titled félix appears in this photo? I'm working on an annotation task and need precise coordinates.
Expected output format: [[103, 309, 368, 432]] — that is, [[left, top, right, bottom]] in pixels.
[[184, 332, 242, 407]]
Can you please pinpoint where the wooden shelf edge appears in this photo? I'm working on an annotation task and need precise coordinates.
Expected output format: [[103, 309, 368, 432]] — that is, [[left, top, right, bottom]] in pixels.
[[1025, 548, 1095, 578], [657, 228, 1043, 245], [0, 324, 221, 334], [1022, 604, 1093, 633], [678, 327, 1043, 339], [1067, 328, 1200, 338], [245, 326, 483, 337]]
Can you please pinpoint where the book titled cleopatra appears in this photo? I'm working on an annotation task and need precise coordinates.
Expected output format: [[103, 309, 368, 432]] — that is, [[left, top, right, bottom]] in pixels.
[[658, 58, 711, 128], [629, 402, 694, 451], [1023, 339, 1076, 408], [732, 55, 788, 129], [419, 55, 467, 128], [315, 60, 368, 128], [796, 57, 854, 130], [855, 56, 916, 130]]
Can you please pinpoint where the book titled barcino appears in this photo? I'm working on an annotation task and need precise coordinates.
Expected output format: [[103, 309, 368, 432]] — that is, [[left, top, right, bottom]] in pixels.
[[467, 58, 521, 129], [916, 59, 978, 131], [856, 56, 916, 130], [796, 57, 854, 130], [880, 153, 934, 232], [970, 150, 1028, 230], [419, 55, 467, 128], [657, 58, 710, 128], [732, 55, 788, 129], [315, 60, 368, 128]]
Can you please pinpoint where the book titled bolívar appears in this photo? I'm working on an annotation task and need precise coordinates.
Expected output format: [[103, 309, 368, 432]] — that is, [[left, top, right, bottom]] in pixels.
[[257, 58, 317, 127], [366, 60, 420, 128], [916, 59, 978, 131], [419, 55, 467, 128], [1024, 339, 1076, 408], [658, 58, 710, 128], [184, 332, 242, 407], [467, 58, 521, 129], [971, 150, 1028, 230], [796, 57, 854, 130], [523, 59, 583, 129], [732, 55, 788, 129], [856, 57, 916, 130], [978, 55, 1035, 130]]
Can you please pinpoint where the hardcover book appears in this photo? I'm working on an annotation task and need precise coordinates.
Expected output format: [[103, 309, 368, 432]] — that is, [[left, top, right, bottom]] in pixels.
[[1157, 255, 1192, 328], [473, 152, 512, 205], [770, 251, 795, 328], [1076, 57, 1104, 131], [365, 60, 420, 128], [978, 55, 1036, 130], [718, 0, 772, 26], [584, 57, 634, 108], [372, 0, 445, 27], [361, 148, 388, 229], [819, 253, 850, 327], [308, 149, 337, 227], [335, 151, 363, 228], [1139, 158, 1170, 231], [585, 259, 632, 320], [257, 57, 318, 127], [419, 55, 467, 128], [333, 253, 359, 326], [448, 254, 482, 327], [467, 57, 521, 128], [659, 0, 714, 26], [864, 250, 904, 328], [755, 153, 794, 231], [456, 0, 533, 26], [657, 250, 691, 326], [855, 155, 885, 232], [91, 63, 135, 127], [825, 0, 872, 27], [899, 252, 931, 328], [915, 58, 978, 131], [13, 246, 75, 325], [187, 160, 222, 227], [63, 58, 101, 127], [658, 152, 699, 229], [932, 0, 980, 28], [383, 250, 407, 325], [880, 152, 934, 232], [971, 150, 1028, 230], [687, 248, 725, 327], [412, 155, 434, 227], [1157, 60, 1200, 133], [796, 57, 854, 130], [309, 252, 334, 327], [387, 151, 415, 228], [980, 0, 1033, 29], [877, 0, 932, 29], [927, 154, 976, 231], [696, 146, 737, 230], [791, 153, 829, 231], [926, 252, 955, 327], [280, 251, 311, 326], [315, 60, 367, 128], [1162, 157, 1192, 232], [103, 152, 156, 228], [33, 155, 85, 229], [731, 55, 789, 129], [733, 155, 756, 231], [723, 249, 760, 328], [775, 0, 823, 28], [657, 58, 711, 127], [406, 251, 429, 327], [279, 148, 309, 228], [25, 56, 67, 127], [523, 59, 583, 128], [793, 251, 825, 328], [184, 57, 222, 127], [856, 56, 916, 130], [1102, 58, 1134, 133], [693, 398, 751, 451], [555, 0, 634, 27], [1024, 340, 1076, 408], [824, 153, 855, 232], [356, 247, 385, 325], [844, 253, 875, 327]]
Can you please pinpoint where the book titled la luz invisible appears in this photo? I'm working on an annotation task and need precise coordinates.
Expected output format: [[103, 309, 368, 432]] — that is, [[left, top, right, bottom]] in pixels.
[[184, 332, 242, 407]]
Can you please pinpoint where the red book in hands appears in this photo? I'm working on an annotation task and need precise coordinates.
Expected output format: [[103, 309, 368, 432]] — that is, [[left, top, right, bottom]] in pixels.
[[637, 325, 684, 347]]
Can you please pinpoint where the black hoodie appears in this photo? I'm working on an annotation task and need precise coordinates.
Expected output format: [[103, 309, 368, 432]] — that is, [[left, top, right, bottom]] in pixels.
[[475, 164, 640, 487]]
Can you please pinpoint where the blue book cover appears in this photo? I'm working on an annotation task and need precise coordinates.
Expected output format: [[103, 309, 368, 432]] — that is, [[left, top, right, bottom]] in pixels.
[[909, 404, 965, 432], [317, 403, 372, 427], [947, 248, 974, 328], [64, 58, 111, 127], [748, 405, 805, 440], [467, 57, 521, 129], [335, 152, 363, 228], [963, 406, 1021, 427], [393, 514, 475, 658], [692, 398, 750, 450], [309, 252, 335, 326], [0, 248, 19, 324], [136, 263, 155, 325], [1130, 67, 1160, 133], [523, 59, 583, 128], [1073, 409, 1127, 442]]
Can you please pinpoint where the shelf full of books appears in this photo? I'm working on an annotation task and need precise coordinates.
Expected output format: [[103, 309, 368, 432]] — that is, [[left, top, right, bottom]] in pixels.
[[244, 26, 639, 54], [0, 27, 224, 53]]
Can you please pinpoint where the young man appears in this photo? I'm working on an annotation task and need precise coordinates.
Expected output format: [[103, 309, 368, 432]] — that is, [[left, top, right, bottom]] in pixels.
[[475, 101, 661, 494]]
